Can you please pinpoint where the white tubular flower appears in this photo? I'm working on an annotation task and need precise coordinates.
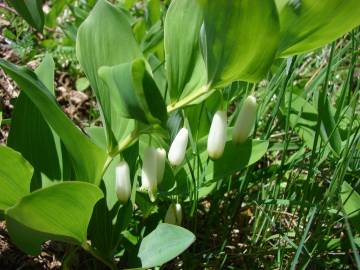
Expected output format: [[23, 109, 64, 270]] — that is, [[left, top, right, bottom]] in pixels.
[[141, 147, 158, 202], [207, 110, 227, 159], [115, 161, 131, 204], [156, 148, 166, 184], [232, 95, 257, 144], [164, 203, 182, 226], [168, 128, 189, 166]]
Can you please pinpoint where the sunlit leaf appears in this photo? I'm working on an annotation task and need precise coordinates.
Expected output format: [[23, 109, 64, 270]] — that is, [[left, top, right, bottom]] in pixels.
[[164, 0, 206, 102], [276, 0, 360, 56], [200, 0, 280, 87], [137, 223, 195, 268], [0, 146, 33, 211], [0, 59, 107, 184], [6, 182, 103, 255], [76, 0, 143, 149], [7, 0, 44, 31], [98, 58, 167, 125]]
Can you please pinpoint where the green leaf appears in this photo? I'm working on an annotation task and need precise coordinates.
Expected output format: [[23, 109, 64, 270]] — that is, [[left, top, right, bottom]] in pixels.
[[75, 77, 90, 92], [341, 181, 360, 231], [7, 0, 44, 32], [137, 223, 195, 268], [5, 182, 103, 255], [86, 126, 138, 210], [200, 0, 280, 87], [189, 130, 269, 181], [76, 0, 144, 149], [0, 146, 33, 211], [164, 0, 206, 102], [0, 59, 107, 184], [177, 137, 269, 200], [276, 0, 360, 57], [7, 54, 67, 189], [320, 95, 342, 156], [99, 58, 167, 125], [212, 139, 269, 179], [286, 94, 318, 149], [147, 0, 161, 25]]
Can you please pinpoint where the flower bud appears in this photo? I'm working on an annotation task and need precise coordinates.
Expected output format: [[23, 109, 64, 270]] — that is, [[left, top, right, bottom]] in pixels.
[[207, 110, 227, 159], [168, 128, 189, 166], [115, 161, 131, 204], [156, 148, 166, 184], [141, 147, 158, 202], [232, 95, 257, 144], [164, 203, 182, 226]]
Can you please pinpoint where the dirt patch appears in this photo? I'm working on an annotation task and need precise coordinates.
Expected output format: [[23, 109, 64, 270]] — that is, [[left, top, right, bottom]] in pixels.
[[0, 221, 63, 270]]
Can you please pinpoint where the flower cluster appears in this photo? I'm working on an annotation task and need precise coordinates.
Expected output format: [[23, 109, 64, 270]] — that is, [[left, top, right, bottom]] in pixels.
[[207, 95, 257, 160], [115, 95, 256, 221]]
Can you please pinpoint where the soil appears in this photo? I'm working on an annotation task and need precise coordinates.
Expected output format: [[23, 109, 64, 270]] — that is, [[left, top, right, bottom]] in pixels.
[[0, 222, 63, 270]]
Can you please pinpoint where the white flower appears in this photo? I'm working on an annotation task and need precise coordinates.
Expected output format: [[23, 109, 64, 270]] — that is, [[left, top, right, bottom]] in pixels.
[[232, 95, 257, 144], [115, 161, 131, 204], [207, 110, 227, 159], [168, 128, 189, 166], [156, 148, 166, 184], [141, 147, 158, 202], [164, 203, 182, 226]]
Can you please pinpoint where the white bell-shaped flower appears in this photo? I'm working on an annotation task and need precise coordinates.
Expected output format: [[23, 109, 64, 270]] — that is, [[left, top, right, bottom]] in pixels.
[[232, 95, 257, 144], [164, 203, 182, 226], [207, 110, 227, 159], [156, 148, 166, 184], [115, 161, 131, 204], [141, 147, 158, 202], [168, 128, 189, 166]]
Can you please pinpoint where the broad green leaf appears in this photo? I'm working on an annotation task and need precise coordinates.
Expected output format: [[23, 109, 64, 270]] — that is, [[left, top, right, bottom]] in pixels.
[[185, 91, 221, 139], [182, 137, 269, 199], [7, 0, 44, 32], [76, 0, 144, 149], [0, 59, 107, 184], [148, 54, 167, 99], [285, 94, 318, 149], [189, 129, 269, 181], [6, 182, 103, 255], [200, 0, 280, 87], [98, 58, 167, 125], [164, 0, 206, 102], [276, 0, 360, 57], [212, 139, 269, 179], [7, 55, 67, 189], [87, 126, 138, 210], [341, 181, 360, 231], [137, 223, 195, 268], [0, 146, 33, 211], [141, 21, 164, 57], [147, 0, 161, 26], [75, 77, 90, 92], [320, 96, 342, 156]]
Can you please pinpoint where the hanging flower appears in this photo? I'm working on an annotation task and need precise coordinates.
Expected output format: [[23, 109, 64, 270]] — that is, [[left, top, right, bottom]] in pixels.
[[232, 95, 257, 144], [156, 148, 166, 184], [168, 128, 189, 166], [141, 147, 158, 202], [207, 110, 227, 159], [115, 161, 131, 204], [164, 203, 183, 226]]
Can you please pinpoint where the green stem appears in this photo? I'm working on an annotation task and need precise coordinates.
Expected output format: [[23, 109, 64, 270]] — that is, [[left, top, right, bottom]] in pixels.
[[108, 129, 139, 158], [82, 242, 117, 270], [167, 85, 209, 112], [100, 128, 140, 178]]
